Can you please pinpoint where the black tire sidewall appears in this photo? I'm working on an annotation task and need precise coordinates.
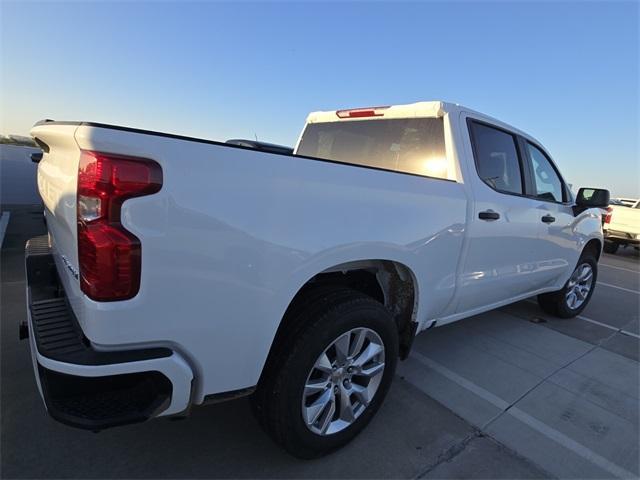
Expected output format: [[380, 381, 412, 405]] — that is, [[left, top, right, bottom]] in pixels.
[[278, 297, 398, 456]]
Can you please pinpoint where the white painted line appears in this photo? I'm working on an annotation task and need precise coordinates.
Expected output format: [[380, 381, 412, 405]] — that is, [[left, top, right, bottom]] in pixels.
[[408, 352, 637, 480], [0, 212, 10, 248], [524, 303, 638, 340], [619, 330, 640, 340], [599, 263, 640, 275], [577, 315, 621, 333], [411, 351, 510, 410], [508, 407, 637, 480], [597, 282, 640, 295]]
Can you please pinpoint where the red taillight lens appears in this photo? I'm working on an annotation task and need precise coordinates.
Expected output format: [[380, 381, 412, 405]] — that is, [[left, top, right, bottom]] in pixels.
[[604, 206, 613, 224], [77, 151, 162, 301]]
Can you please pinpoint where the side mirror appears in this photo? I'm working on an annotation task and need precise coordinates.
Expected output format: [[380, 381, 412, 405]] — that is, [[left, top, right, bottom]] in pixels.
[[574, 187, 610, 215]]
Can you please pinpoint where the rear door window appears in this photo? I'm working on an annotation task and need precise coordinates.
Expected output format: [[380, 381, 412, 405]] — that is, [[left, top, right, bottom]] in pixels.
[[469, 121, 524, 195], [296, 118, 448, 178]]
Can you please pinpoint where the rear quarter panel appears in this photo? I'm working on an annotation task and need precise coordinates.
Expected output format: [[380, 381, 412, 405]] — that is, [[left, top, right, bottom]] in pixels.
[[70, 125, 467, 401]]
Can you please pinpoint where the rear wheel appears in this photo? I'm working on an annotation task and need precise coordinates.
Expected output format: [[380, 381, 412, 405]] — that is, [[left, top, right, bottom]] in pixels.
[[251, 288, 398, 458], [538, 250, 598, 318], [603, 241, 619, 254]]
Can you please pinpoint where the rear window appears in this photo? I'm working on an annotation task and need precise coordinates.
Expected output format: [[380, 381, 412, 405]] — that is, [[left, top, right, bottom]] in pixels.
[[296, 118, 448, 178]]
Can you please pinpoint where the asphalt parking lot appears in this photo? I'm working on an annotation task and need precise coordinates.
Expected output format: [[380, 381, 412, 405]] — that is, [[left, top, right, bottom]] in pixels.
[[2, 205, 638, 479]]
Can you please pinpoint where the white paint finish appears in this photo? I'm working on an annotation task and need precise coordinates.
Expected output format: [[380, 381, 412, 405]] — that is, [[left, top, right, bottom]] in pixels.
[[28, 101, 604, 405], [30, 124, 81, 274], [0, 212, 10, 248]]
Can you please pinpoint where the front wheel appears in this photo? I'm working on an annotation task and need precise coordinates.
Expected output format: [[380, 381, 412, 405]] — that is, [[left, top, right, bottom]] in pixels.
[[538, 252, 597, 318], [251, 288, 398, 458]]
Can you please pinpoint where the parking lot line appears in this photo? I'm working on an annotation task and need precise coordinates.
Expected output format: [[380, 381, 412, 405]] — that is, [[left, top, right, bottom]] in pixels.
[[0, 212, 10, 248], [597, 281, 640, 295], [600, 263, 639, 275], [577, 314, 622, 332], [620, 330, 640, 340], [507, 407, 637, 480], [409, 351, 637, 480]]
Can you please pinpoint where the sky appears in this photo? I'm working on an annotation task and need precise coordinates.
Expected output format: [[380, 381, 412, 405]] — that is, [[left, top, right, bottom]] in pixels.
[[1, 1, 638, 196]]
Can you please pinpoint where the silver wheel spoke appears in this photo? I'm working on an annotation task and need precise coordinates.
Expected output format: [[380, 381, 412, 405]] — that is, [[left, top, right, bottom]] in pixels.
[[315, 352, 333, 374], [334, 333, 351, 365], [565, 262, 594, 310], [349, 329, 367, 358], [338, 386, 355, 422], [302, 327, 386, 436], [305, 378, 330, 396], [318, 397, 336, 434], [360, 362, 385, 378], [352, 343, 383, 368], [304, 389, 333, 426], [351, 383, 372, 405]]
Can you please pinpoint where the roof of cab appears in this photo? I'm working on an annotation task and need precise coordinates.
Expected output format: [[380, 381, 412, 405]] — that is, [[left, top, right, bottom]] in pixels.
[[304, 100, 542, 149], [305, 101, 453, 124]]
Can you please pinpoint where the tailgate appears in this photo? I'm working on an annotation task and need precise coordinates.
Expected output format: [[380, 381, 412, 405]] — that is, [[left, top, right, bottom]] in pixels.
[[30, 123, 82, 280], [610, 207, 640, 234]]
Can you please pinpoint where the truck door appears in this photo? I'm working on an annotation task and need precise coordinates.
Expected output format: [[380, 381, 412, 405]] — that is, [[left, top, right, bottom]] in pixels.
[[456, 118, 545, 313], [521, 141, 577, 285]]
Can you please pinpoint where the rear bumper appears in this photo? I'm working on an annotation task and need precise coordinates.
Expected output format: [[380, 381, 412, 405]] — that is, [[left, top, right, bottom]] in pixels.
[[604, 229, 640, 245], [24, 235, 194, 430]]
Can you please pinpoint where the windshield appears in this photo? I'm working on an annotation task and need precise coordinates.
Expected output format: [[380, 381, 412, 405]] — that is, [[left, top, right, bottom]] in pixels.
[[296, 118, 448, 178]]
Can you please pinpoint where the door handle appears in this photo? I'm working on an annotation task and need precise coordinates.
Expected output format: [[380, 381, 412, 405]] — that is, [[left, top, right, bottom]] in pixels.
[[541, 214, 556, 223], [478, 210, 500, 221]]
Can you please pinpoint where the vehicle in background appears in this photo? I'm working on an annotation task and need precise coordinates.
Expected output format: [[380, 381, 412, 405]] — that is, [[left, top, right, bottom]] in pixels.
[[603, 199, 640, 253], [24, 102, 609, 458], [613, 197, 639, 208]]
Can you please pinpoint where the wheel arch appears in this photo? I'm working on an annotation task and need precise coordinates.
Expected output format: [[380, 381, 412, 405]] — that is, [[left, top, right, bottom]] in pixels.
[[259, 259, 419, 386], [583, 237, 602, 260]]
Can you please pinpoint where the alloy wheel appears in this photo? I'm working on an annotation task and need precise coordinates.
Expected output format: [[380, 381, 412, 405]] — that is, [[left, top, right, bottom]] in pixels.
[[565, 262, 594, 310], [301, 327, 385, 436]]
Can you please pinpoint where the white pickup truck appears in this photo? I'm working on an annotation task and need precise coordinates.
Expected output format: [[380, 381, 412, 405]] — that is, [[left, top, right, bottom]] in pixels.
[[24, 101, 609, 458], [603, 199, 640, 253]]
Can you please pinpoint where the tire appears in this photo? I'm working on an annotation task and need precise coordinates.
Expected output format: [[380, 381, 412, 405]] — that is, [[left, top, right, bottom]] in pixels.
[[603, 241, 619, 254], [537, 250, 598, 318], [251, 288, 399, 458]]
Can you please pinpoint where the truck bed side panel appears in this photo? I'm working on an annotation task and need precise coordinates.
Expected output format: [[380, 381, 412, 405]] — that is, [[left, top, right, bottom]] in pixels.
[[49, 124, 468, 401]]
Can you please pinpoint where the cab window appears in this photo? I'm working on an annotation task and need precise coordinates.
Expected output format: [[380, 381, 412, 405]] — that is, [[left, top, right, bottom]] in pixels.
[[526, 142, 565, 202], [296, 118, 448, 178], [469, 121, 524, 195]]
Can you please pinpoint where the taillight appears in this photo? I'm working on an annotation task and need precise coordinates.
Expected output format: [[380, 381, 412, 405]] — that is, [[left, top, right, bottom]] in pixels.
[[336, 106, 389, 118], [77, 151, 162, 301], [604, 206, 613, 224]]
